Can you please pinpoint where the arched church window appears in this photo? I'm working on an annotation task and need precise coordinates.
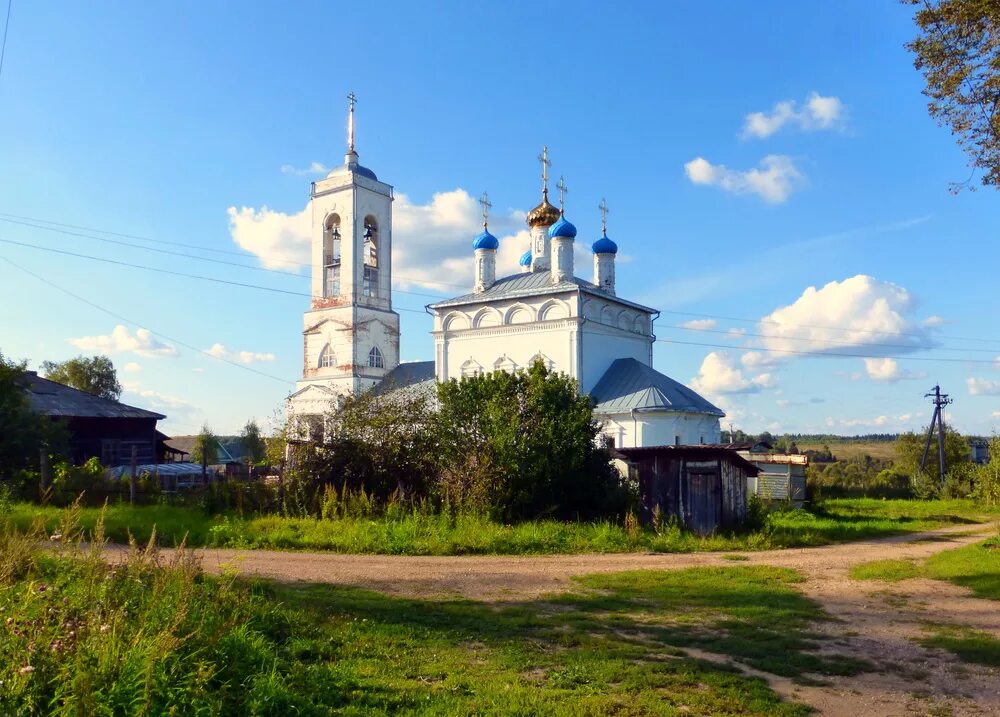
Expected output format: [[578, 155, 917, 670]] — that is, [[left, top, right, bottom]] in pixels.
[[323, 214, 342, 297], [368, 346, 384, 369], [362, 216, 379, 299], [318, 344, 336, 368]]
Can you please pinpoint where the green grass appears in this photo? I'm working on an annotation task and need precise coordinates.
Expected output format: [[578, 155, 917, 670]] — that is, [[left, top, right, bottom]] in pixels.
[[924, 534, 1000, 601], [849, 559, 923, 582], [918, 623, 1000, 667], [2, 498, 994, 555], [0, 516, 868, 715]]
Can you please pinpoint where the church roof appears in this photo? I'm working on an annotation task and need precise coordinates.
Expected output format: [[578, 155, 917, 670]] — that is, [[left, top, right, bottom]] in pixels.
[[427, 270, 655, 314], [590, 358, 724, 417], [370, 361, 436, 397]]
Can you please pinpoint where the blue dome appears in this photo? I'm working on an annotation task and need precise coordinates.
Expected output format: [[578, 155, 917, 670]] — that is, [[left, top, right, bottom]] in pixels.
[[519, 250, 532, 266], [547, 215, 577, 239], [592, 234, 618, 255], [472, 229, 499, 251]]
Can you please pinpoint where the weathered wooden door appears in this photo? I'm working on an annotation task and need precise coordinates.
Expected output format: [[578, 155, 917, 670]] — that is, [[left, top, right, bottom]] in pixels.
[[687, 471, 721, 536]]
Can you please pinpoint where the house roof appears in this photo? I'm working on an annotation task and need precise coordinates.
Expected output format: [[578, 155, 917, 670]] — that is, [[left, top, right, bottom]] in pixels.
[[370, 360, 436, 398], [164, 436, 243, 463], [23, 372, 165, 420], [590, 358, 724, 417], [615, 444, 760, 474], [427, 270, 655, 314]]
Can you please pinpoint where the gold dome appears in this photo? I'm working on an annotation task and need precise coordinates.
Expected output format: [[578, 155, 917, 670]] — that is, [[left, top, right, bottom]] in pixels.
[[526, 189, 561, 228]]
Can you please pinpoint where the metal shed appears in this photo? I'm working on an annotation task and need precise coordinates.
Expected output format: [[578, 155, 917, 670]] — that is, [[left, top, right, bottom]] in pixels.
[[617, 445, 759, 536]]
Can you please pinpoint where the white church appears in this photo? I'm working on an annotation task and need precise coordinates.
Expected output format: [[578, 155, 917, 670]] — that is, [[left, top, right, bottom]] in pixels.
[[288, 100, 724, 448]]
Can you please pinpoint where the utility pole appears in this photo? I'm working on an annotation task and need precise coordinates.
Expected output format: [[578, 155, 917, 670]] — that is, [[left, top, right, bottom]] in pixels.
[[919, 385, 953, 486]]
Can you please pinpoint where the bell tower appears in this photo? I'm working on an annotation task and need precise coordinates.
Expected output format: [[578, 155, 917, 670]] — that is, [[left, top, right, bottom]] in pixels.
[[289, 93, 400, 418]]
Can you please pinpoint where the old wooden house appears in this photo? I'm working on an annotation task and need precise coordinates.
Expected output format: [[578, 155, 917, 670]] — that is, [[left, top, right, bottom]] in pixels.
[[23, 371, 172, 465], [616, 445, 759, 536]]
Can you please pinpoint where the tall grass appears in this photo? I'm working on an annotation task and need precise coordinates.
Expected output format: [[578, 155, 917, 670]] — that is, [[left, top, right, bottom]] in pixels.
[[2, 496, 995, 556]]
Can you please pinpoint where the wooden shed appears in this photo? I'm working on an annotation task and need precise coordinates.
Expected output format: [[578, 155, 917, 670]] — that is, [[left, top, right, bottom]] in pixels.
[[616, 445, 759, 536]]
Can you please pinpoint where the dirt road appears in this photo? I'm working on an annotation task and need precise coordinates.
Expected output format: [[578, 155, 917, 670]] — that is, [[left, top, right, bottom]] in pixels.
[[118, 523, 1000, 716]]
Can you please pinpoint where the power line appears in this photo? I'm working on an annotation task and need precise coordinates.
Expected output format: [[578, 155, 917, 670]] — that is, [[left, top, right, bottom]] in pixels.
[[1, 255, 295, 386], [5, 212, 999, 349], [0, 235, 431, 315], [0, 0, 11, 84], [657, 307, 1000, 347], [0, 211, 473, 292], [655, 337, 1000, 366], [660, 322, 1000, 355]]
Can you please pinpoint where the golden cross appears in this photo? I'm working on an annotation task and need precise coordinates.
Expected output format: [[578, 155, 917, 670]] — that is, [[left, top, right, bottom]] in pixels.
[[479, 191, 492, 228]]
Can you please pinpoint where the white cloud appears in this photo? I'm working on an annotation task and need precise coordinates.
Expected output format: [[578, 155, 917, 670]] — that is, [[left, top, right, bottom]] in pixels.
[[968, 377, 1000, 395], [728, 327, 748, 337], [69, 325, 178, 358], [691, 351, 775, 396], [863, 357, 926, 383], [684, 155, 803, 203], [205, 343, 275, 364], [742, 92, 846, 139], [681, 319, 717, 331], [827, 413, 919, 429], [922, 315, 947, 327], [122, 381, 201, 424], [123, 362, 141, 373], [992, 411, 1000, 418], [228, 188, 539, 291], [757, 275, 931, 357], [280, 161, 329, 176], [227, 204, 311, 271]]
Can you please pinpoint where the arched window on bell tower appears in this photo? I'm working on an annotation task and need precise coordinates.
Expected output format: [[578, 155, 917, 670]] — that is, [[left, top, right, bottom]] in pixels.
[[323, 214, 341, 297], [318, 344, 336, 369], [362, 215, 378, 299]]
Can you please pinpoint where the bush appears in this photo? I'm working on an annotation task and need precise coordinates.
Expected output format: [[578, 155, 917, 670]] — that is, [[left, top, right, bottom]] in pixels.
[[972, 437, 1000, 507], [436, 362, 628, 521]]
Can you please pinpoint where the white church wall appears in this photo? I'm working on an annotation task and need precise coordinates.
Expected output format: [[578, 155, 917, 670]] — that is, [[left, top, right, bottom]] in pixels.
[[598, 411, 722, 449], [579, 323, 653, 394]]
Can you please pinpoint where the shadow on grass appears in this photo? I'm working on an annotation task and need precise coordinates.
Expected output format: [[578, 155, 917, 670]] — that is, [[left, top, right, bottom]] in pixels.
[[260, 565, 870, 702], [919, 623, 1000, 668]]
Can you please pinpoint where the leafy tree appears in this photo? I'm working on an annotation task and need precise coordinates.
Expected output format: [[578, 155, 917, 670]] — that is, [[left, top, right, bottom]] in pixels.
[[299, 387, 439, 501], [905, 0, 1000, 190], [191, 424, 220, 465], [894, 426, 971, 479], [41, 355, 122, 401], [436, 361, 626, 521], [0, 351, 54, 480], [972, 436, 1000, 505], [240, 419, 267, 465]]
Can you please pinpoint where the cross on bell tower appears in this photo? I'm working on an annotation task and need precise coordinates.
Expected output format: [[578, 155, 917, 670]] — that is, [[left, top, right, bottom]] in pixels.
[[346, 91, 357, 153]]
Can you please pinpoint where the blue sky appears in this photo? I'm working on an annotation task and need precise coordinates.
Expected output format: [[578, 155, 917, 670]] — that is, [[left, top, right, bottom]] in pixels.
[[1, 1, 998, 437]]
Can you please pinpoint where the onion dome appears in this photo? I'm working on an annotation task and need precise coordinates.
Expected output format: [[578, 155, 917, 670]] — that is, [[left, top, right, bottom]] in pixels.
[[547, 215, 577, 239], [519, 250, 532, 267], [526, 191, 561, 228], [472, 229, 499, 251], [592, 232, 618, 255]]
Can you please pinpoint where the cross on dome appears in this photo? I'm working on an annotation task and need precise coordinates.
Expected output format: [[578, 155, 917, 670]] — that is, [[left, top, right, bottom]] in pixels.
[[537, 145, 551, 196], [599, 197, 610, 234], [479, 191, 492, 228], [556, 176, 568, 213], [347, 91, 357, 152]]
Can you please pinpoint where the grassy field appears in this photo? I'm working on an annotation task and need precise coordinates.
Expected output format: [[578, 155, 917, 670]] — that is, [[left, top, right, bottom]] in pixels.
[[797, 440, 897, 462], [2, 498, 995, 555], [0, 517, 869, 715], [850, 533, 1000, 600]]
